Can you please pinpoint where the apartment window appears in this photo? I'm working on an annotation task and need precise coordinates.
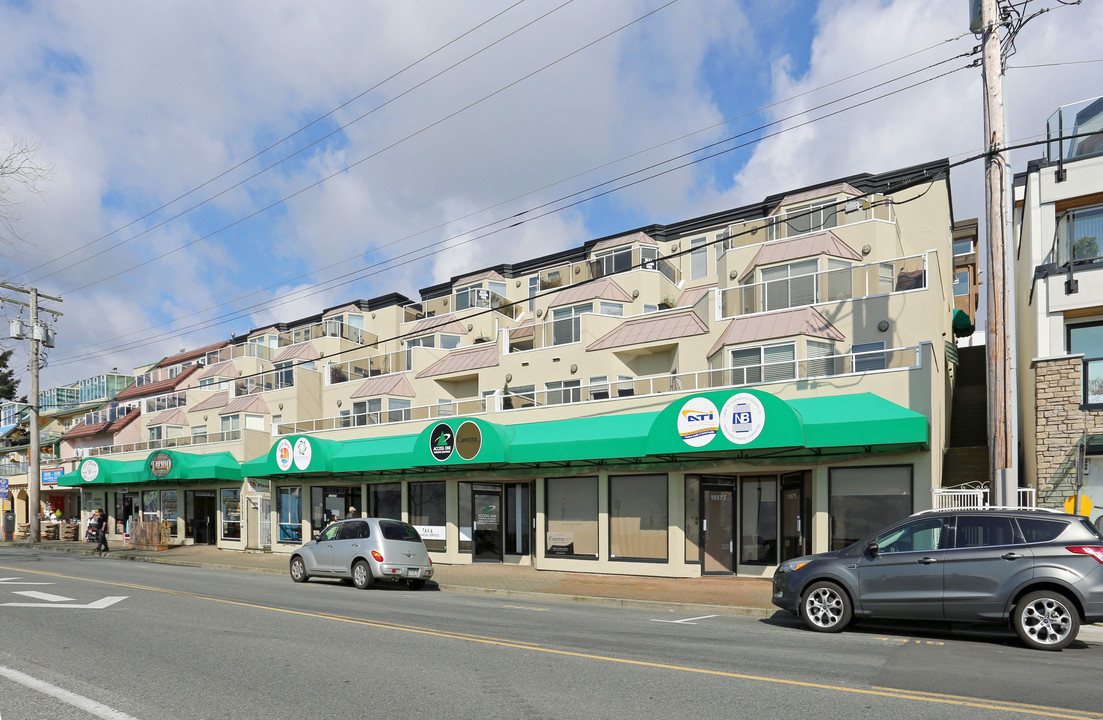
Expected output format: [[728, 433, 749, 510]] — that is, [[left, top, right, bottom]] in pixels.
[[954, 270, 970, 296], [595, 247, 632, 277], [407, 336, 435, 349], [616, 375, 635, 397], [781, 201, 838, 237], [1068, 321, 1103, 406], [504, 384, 535, 409], [275, 361, 293, 388], [440, 335, 461, 349], [640, 246, 658, 270], [762, 259, 817, 310], [244, 414, 264, 432], [589, 376, 609, 400], [437, 399, 454, 417], [220, 415, 240, 439], [825, 259, 853, 301], [388, 398, 411, 423], [954, 238, 973, 255], [191, 425, 207, 443], [806, 340, 835, 378], [529, 276, 539, 311], [1061, 204, 1103, 265], [552, 304, 590, 345], [599, 302, 623, 316], [690, 236, 708, 280], [643, 303, 658, 314], [731, 343, 796, 385], [852, 341, 887, 372], [609, 474, 668, 562], [546, 379, 581, 405], [148, 426, 163, 443]]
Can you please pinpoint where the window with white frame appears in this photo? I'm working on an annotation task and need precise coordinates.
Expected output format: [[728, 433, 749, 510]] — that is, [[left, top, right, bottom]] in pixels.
[[148, 426, 163, 443], [1061, 204, 1103, 265], [546, 379, 581, 405], [690, 236, 708, 280], [954, 270, 969, 296], [806, 340, 836, 378], [244, 414, 265, 432], [599, 302, 623, 316], [589, 376, 609, 400], [953, 238, 973, 255], [779, 201, 839, 238], [595, 246, 633, 277], [825, 258, 853, 301], [529, 276, 539, 311], [388, 398, 411, 423], [730, 343, 796, 385], [552, 304, 590, 345], [852, 341, 887, 371], [437, 399, 454, 417], [407, 335, 435, 349], [220, 414, 240, 439], [440, 335, 461, 349], [616, 375, 635, 397], [762, 259, 817, 310], [192, 425, 207, 442], [640, 245, 658, 270]]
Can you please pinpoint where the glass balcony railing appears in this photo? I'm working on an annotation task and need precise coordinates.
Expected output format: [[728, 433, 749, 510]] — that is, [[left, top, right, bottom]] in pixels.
[[499, 346, 920, 411], [83, 405, 137, 427], [234, 369, 295, 396], [1047, 96, 1103, 163], [84, 430, 244, 457], [143, 391, 187, 414], [275, 398, 487, 436], [719, 254, 926, 319], [327, 350, 413, 385]]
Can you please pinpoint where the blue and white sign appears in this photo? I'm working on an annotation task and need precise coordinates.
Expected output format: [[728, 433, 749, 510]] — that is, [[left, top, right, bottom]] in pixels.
[[41, 467, 64, 486], [720, 392, 766, 445]]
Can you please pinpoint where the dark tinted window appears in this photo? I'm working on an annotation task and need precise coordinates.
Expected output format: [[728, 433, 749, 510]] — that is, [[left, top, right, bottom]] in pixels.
[[380, 520, 422, 542], [338, 521, 370, 540], [1017, 517, 1070, 543], [954, 516, 1018, 548]]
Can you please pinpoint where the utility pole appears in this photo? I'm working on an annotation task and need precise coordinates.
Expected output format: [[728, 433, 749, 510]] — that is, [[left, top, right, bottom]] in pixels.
[[1, 282, 63, 543], [979, 0, 1018, 506]]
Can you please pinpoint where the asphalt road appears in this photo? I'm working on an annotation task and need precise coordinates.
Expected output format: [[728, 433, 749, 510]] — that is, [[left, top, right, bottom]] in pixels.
[[1, 548, 1101, 720]]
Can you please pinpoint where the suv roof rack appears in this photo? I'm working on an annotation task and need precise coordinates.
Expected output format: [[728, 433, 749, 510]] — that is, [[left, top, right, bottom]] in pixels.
[[911, 506, 1064, 516]]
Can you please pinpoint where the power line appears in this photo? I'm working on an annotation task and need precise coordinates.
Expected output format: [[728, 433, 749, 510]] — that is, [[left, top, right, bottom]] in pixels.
[[45, 34, 976, 362], [16, 0, 535, 283], [55, 1, 682, 294], [48, 57, 978, 369]]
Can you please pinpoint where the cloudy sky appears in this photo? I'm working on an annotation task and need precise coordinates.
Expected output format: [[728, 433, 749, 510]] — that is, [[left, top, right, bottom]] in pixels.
[[0, 0, 1100, 393]]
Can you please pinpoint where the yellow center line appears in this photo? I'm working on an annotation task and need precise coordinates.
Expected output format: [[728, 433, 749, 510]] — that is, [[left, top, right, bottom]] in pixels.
[[1, 564, 1095, 719]]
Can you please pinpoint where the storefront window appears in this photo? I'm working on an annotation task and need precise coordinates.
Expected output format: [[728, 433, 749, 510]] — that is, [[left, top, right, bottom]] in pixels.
[[277, 486, 302, 543], [142, 490, 159, 522], [161, 490, 179, 538], [408, 482, 446, 552], [367, 482, 401, 520], [311, 486, 356, 529], [609, 474, 668, 561], [221, 488, 242, 540], [685, 476, 700, 562], [828, 466, 912, 550], [740, 477, 777, 565], [545, 476, 598, 558], [459, 483, 472, 553]]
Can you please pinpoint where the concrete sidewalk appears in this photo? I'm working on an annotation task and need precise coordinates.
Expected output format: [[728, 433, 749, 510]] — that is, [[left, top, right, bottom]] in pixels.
[[0, 540, 776, 617]]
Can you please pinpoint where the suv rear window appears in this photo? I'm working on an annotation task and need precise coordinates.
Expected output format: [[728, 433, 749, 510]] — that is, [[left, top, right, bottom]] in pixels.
[[1016, 517, 1069, 543], [379, 520, 422, 542]]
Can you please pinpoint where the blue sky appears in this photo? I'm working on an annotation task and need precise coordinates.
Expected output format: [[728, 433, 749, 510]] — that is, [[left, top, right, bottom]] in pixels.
[[0, 0, 1100, 394]]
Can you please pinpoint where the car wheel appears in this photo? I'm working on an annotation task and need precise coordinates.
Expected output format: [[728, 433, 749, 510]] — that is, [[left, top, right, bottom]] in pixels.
[[290, 556, 309, 583], [352, 560, 374, 590], [1013, 590, 1079, 651], [800, 581, 852, 633], [407, 579, 426, 590]]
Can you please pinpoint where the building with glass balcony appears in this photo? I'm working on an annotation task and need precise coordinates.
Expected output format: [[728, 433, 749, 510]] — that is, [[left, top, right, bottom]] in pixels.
[[1014, 96, 1103, 526], [56, 158, 966, 578]]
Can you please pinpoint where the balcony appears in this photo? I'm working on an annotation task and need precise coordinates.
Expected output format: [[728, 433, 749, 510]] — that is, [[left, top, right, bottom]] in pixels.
[[82, 429, 244, 457], [275, 398, 488, 436], [1046, 96, 1103, 163], [719, 253, 927, 319], [401, 288, 522, 325], [327, 349, 413, 386], [499, 346, 922, 411], [82, 404, 137, 426], [143, 391, 187, 414], [234, 369, 295, 396]]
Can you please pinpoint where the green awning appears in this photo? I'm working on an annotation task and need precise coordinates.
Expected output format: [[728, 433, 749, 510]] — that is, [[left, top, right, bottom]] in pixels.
[[242, 389, 928, 477], [57, 451, 242, 486], [953, 308, 974, 337]]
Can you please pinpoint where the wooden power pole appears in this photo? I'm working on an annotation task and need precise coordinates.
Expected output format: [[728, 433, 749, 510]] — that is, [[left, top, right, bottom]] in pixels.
[[980, 0, 1018, 506]]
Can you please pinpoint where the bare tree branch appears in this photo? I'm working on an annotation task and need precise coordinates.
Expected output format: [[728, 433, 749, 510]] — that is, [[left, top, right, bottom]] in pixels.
[[0, 138, 54, 245]]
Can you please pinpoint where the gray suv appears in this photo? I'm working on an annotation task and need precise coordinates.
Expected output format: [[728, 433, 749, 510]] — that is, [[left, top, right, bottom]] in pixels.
[[772, 508, 1103, 650]]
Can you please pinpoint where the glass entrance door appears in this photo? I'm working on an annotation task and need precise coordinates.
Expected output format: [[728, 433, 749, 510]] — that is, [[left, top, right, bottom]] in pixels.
[[702, 484, 735, 574], [473, 484, 502, 562], [504, 483, 532, 556], [191, 491, 217, 545], [780, 472, 811, 562]]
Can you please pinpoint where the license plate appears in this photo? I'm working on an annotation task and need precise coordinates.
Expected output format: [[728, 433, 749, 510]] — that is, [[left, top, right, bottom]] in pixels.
[[407, 568, 420, 578]]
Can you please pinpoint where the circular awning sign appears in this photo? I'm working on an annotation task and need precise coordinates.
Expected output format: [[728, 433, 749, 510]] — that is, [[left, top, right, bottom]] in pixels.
[[81, 460, 100, 482], [150, 451, 172, 478], [430, 423, 454, 461]]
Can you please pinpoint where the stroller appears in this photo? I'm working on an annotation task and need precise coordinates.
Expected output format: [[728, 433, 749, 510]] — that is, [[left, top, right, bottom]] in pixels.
[[84, 519, 97, 543]]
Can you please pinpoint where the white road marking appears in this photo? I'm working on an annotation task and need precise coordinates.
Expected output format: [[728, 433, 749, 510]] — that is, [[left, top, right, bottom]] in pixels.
[[1, 595, 127, 609], [13, 590, 73, 602], [650, 614, 719, 625], [0, 664, 140, 720], [0, 577, 53, 585]]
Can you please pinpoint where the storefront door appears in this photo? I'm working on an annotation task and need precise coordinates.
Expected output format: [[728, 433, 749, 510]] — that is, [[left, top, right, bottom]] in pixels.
[[702, 484, 735, 574], [780, 472, 811, 562], [192, 492, 217, 545], [473, 484, 502, 562]]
